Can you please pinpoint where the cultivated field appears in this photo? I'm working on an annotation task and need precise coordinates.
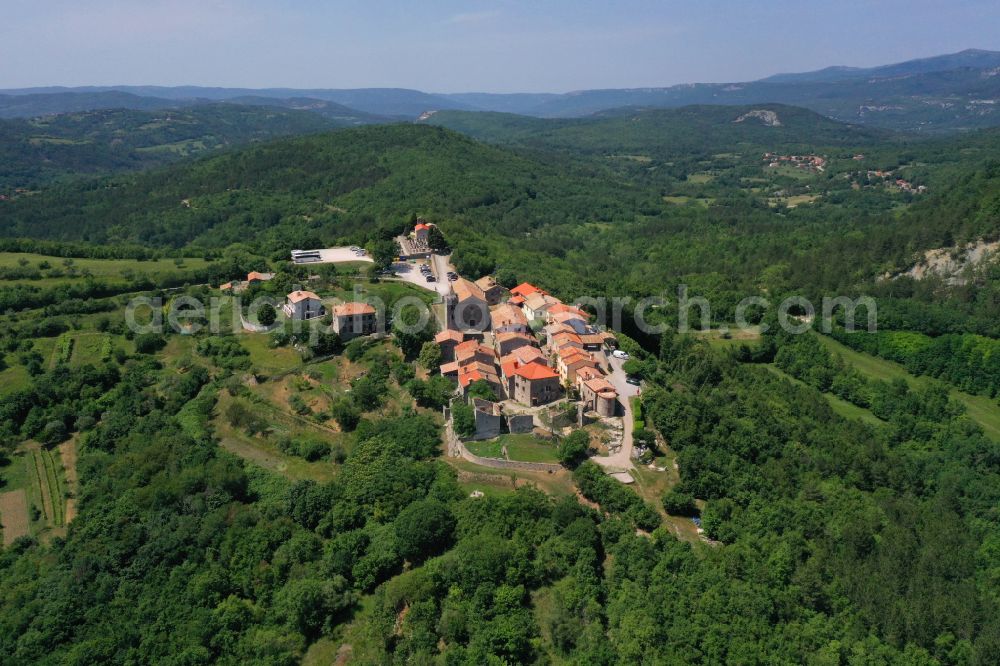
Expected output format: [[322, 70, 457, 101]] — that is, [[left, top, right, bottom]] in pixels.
[[58, 438, 79, 524], [0, 489, 30, 546]]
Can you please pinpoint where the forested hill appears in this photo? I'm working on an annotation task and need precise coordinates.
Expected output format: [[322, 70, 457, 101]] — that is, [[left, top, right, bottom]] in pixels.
[[421, 104, 892, 158], [0, 104, 348, 190], [0, 123, 652, 253], [0, 91, 181, 118], [220, 97, 390, 124]]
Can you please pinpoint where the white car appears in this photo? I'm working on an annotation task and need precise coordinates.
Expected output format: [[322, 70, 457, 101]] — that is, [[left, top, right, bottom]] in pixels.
[[611, 350, 630, 360]]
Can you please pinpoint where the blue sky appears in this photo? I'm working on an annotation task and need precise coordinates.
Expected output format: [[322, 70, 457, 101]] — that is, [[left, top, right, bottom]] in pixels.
[[2, 0, 999, 92]]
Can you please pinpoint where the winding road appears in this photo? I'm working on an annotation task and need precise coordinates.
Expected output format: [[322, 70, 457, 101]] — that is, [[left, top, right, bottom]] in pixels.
[[591, 354, 640, 471]]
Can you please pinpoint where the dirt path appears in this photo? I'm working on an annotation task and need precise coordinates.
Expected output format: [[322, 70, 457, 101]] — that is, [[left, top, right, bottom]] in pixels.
[[0, 489, 30, 545]]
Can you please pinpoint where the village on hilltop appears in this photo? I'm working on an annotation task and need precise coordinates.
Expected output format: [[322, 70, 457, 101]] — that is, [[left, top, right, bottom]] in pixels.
[[217, 218, 647, 476]]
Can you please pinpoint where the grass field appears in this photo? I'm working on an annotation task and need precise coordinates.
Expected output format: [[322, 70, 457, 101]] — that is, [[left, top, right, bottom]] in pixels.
[[466, 435, 560, 463], [333, 279, 438, 308], [769, 193, 821, 208], [212, 392, 338, 483], [816, 334, 1000, 440], [0, 252, 210, 287], [239, 333, 302, 374], [466, 440, 504, 459], [500, 434, 560, 463], [686, 172, 715, 184], [764, 364, 885, 427], [0, 361, 31, 397], [1, 333, 103, 396], [696, 326, 762, 350], [663, 195, 712, 207], [446, 458, 576, 497]]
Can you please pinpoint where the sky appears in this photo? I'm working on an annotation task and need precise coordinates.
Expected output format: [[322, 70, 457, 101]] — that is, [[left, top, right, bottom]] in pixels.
[[2, 0, 999, 92]]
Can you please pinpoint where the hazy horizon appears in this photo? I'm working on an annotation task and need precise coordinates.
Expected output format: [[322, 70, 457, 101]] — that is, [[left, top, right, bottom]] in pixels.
[[3, 0, 1000, 93]]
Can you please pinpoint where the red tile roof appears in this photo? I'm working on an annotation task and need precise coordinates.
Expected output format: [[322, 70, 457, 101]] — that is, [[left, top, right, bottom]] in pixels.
[[500, 346, 545, 367], [475, 276, 499, 291], [435, 329, 464, 344], [490, 304, 528, 329], [287, 290, 320, 303], [454, 339, 479, 356], [583, 376, 617, 395], [510, 282, 546, 298], [559, 349, 595, 367], [458, 365, 501, 388], [512, 362, 559, 381], [453, 277, 487, 303], [495, 331, 534, 344], [548, 303, 589, 319], [333, 302, 375, 316], [455, 341, 495, 364], [552, 331, 583, 346], [551, 310, 586, 325]]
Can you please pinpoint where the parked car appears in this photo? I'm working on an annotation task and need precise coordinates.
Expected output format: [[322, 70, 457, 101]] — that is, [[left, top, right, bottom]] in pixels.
[[349, 246, 360, 252], [611, 350, 630, 360], [448, 274, 458, 281], [426, 275, 437, 282], [626, 376, 641, 386]]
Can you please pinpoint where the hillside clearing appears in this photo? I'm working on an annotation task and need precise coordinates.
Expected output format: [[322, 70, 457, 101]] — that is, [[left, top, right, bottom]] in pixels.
[[0, 490, 30, 546], [816, 334, 1000, 440]]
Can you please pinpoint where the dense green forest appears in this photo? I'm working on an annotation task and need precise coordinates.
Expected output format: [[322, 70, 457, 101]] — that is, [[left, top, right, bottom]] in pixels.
[[0, 104, 354, 190], [1, 98, 1000, 664]]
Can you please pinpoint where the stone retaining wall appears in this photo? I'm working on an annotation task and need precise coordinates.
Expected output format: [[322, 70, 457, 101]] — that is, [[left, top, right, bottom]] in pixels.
[[445, 424, 563, 473]]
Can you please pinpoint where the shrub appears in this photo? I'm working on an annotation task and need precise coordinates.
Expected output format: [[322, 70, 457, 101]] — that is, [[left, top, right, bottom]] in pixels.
[[331, 399, 361, 432], [393, 498, 456, 562], [662, 489, 698, 516], [134, 333, 167, 354], [257, 304, 277, 327], [452, 402, 476, 438], [466, 379, 497, 401], [558, 430, 590, 468]]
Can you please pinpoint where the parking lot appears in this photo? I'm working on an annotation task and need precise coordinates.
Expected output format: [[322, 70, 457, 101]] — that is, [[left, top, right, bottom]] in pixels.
[[390, 258, 455, 297], [291, 247, 373, 264]]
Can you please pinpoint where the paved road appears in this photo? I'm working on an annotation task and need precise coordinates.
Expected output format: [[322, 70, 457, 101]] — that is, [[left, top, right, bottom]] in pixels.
[[391, 254, 454, 298], [431, 253, 456, 297], [592, 354, 641, 471]]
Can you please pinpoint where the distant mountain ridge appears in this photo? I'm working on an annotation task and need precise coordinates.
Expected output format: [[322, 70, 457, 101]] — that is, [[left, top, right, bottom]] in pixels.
[[0, 86, 472, 119], [2, 49, 1000, 131], [760, 48, 1000, 83]]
